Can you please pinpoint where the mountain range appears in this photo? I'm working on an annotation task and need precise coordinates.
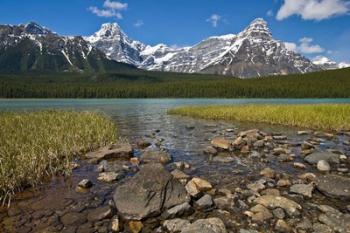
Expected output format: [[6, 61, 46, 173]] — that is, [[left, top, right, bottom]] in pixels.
[[0, 19, 348, 78], [0, 22, 134, 73]]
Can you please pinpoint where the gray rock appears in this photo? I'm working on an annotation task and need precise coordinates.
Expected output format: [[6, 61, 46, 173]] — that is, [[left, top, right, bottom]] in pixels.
[[290, 184, 314, 198], [163, 219, 190, 233], [181, 218, 227, 233], [61, 212, 87, 226], [312, 223, 333, 233], [214, 197, 233, 211], [85, 143, 133, 163], [204, 146, 218, 155], [304, 151, 339, 165], [273, 208, 285, 219], [239, 230, 259, 233], [296, 218, 312, 230], [275, 219, 292, 233], [113, 163, 190, 220], [87, 206, 113, 222], [318, 211, 350, 233], [140, 150, 172, 164], [212, 154, 235, 163], [316, 175, 350, 200], [195, 194, 214, 210], [317, 160, 331, 172], [162, 202, 193, 219]]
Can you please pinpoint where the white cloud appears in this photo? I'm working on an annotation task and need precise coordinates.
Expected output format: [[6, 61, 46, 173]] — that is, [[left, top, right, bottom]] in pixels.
[[277, 0, 350, 21], [207, 14, 221, 27], [285, 37, 325, 54], [103, 0, 128, 10], [89, 1, 127, 19], [299, 37, 325, 53], [134, 20, 144, 28]]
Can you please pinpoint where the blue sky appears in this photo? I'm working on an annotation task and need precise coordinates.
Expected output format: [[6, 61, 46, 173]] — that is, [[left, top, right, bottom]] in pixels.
[[0, 0, 349, 63]]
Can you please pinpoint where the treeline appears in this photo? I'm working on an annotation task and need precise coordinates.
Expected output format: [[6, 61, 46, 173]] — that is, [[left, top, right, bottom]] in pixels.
[[0, 68, 350, 98]]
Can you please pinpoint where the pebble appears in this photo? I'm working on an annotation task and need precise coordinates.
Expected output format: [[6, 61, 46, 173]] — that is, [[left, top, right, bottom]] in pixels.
[[317, 160, 331, 172], [293, 162, 306, 169], [275, 219, 292, 233], [110, 216, 119, 232], [77, 179, 93, 189], [260, 167, 275, 179]]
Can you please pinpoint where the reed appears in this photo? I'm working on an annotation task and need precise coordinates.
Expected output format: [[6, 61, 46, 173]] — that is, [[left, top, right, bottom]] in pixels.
[[169, 104, 350, 131], [0, 110, 117, 205]]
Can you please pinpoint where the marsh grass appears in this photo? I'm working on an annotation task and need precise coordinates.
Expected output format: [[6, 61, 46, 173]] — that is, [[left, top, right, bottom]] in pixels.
[[169, 104, 350, 131], [0, 110, 117, 205]]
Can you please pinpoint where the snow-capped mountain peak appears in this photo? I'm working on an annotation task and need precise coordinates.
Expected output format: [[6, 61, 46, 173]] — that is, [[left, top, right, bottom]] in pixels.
[[24, 22, 52, 35], [86, 18, 321, 78], [239, 18, 272, 40], [313, 56, 350, 70], [85, 22, 146, 65]]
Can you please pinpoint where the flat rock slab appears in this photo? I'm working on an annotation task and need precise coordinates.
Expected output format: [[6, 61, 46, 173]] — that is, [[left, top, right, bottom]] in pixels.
[[304, 152, 339, 165], [316, 175, 350, 200], [85, 143, 133, 163], [254, 195, 301, 216], [113, 163, 189, 220], [181, 218, 227, 233]]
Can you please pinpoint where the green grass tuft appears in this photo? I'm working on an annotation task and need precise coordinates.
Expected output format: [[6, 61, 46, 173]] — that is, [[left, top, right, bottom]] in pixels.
[[0, 110, 117, 205], [169, 104, 350, 131]]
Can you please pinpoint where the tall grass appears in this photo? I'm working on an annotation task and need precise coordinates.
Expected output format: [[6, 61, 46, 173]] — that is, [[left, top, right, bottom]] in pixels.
[[0, 110, 117, 205], [169, 104, 350, 131]]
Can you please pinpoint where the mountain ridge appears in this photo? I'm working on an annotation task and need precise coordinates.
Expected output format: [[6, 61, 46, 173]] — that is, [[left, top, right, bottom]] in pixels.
[[0, 22, 136, 73], [86, 18, 322, 78]]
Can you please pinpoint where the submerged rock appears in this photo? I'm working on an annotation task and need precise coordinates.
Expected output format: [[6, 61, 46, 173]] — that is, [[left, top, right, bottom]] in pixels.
[[77, 179, 93, 189], [316, 175, 350, 200], [211, 137, 231, 150], [290, 184, 314, 198], [181, 218, 227, 233], [140, 150, 172, 164], [304, 151, 339, 165], [85, 143, 133, 163], [113, 163, 189, 220]]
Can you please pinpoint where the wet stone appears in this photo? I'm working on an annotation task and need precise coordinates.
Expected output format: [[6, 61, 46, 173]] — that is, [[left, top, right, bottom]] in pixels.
[[163, 218, 190, 232], [290, 184, 314, 198], [181, 217, 227, 233], [87, 206, 113, 222], [317, 160, 331, 172], [140, 150, 172, 164], [316, 174, 350, 200], [78, 179, 93, 189], [195, 194, 214, 210], [61, 212, 87, 226], [304, 151, 340, 165]]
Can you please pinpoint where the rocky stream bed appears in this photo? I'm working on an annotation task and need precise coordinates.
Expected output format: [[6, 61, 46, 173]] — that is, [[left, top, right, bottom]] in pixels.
[[1, 117, 350, 233]]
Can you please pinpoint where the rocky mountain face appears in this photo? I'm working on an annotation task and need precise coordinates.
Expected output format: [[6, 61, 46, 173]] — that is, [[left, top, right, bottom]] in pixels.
[[0, 22, 134, 73], [87, 18, 321, 78]]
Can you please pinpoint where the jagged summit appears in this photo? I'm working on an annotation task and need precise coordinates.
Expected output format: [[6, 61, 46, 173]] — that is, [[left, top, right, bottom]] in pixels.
[[239, 18, 272, 40], [23, 22, 51, 35]]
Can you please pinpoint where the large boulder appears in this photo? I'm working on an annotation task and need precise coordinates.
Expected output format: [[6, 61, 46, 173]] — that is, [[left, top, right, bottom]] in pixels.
[[316, 175, 350, 200], [304, 152, 339, 165], [85, 143, 133, 163], [113, 163, 189, 220], [181, 218, 227, 233]]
